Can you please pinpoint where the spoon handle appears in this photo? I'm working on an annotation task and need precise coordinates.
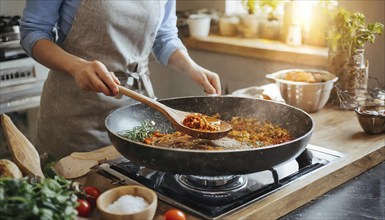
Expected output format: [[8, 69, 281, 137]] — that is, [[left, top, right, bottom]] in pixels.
[[118, 85, 174, 118]]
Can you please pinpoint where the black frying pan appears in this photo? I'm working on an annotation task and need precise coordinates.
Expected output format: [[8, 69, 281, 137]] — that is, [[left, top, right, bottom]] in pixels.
[[105, 96, 314, 176]]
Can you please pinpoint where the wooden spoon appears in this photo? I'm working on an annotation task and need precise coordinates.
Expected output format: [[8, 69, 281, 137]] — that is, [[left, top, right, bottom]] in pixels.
[[1, 114, 45, 178], [118, 85, 232, 140]]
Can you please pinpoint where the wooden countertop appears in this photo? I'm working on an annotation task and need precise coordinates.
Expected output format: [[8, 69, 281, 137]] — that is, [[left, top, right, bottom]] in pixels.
[[182, 35, 328, 68], [80, 106, 384, 220]]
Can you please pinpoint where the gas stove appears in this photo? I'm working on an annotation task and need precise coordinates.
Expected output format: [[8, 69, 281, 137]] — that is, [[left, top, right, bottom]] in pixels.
[[96, 144, 343, 219]]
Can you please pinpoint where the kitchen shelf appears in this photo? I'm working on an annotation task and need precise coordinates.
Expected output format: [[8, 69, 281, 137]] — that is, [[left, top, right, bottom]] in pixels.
[[182, 35, 328, 68]]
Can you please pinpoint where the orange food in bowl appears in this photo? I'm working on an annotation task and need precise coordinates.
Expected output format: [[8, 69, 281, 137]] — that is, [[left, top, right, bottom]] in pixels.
[[283, 71, 316, 83]]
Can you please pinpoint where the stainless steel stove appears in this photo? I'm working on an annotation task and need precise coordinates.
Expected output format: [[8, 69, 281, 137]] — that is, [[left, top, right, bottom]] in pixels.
[[0, 15, 49, 157], [96, 144, 343, 219]]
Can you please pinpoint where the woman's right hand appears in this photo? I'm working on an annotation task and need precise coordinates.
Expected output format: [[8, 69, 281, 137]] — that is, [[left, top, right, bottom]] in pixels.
[[68, 60, 120, 96], [31, 39, 120, 96]]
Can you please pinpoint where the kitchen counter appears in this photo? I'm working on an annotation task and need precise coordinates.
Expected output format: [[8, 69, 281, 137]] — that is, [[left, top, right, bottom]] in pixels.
[[182, 35, 328, 68], [281, 160, 385, 219], [80, 105, 384, 219]]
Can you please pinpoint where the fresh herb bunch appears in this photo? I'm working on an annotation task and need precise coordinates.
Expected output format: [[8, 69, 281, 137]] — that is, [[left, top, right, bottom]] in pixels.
[[119, 120, 156, 142], [328, 8, 384, 56], [0, 175, 78, 220]]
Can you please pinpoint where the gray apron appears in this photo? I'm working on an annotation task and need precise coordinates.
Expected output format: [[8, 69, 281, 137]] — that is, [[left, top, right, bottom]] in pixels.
[[35, 0, 163, 159]]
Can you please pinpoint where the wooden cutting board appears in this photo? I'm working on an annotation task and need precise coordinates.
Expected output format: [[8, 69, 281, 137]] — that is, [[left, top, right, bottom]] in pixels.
[[1, 114, 45, 178], [1, 113, 122, 179], [54, 145, 122, 179]]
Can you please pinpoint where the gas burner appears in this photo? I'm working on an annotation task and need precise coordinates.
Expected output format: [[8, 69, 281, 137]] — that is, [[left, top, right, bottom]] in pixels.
[[177, 175, 247, 193], [100, 145, 344, 219]]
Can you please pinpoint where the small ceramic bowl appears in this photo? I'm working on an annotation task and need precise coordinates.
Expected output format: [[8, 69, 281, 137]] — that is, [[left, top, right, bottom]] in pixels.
[[97, 185, 157, 220], [355, 105, 385, 134]]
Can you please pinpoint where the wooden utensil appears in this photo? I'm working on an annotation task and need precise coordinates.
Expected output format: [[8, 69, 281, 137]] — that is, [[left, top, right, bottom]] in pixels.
[[118, 85, 232, 140], [1, 114, 45, 178], [54, 145, 122, 179]]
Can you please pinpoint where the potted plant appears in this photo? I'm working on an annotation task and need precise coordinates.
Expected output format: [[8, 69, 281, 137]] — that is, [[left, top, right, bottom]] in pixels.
[[327, 7, 383, 96]]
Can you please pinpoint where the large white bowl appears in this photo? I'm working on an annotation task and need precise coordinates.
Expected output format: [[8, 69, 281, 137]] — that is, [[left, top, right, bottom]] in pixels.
[[266, 69, 338, 113]]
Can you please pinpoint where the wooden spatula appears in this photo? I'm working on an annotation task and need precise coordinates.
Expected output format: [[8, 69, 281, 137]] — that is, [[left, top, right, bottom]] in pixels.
[[1, 114, 45, 178], [118, 85, 232, 140]]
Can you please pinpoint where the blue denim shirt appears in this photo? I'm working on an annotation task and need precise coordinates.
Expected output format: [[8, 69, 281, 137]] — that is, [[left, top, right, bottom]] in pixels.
[[20, 0, 185, 65]]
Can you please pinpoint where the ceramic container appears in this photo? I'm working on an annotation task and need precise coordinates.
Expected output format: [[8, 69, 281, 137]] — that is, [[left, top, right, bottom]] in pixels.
[[187, 14, 211, 38], [355, 105, 385, 134], [97, 185, 157, 220]]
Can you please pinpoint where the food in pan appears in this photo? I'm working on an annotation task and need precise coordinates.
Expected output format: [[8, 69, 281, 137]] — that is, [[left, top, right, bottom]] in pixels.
[[119, 116, 293, 150], [283, 70, 335, 83], [182, 113, 220, 131]]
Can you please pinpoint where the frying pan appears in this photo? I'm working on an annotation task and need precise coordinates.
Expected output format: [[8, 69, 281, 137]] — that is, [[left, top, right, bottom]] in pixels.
[[105, 96, 314, 176]]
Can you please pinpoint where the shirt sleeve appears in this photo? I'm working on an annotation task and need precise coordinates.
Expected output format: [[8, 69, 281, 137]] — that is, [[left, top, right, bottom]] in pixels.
[[19, 0, 63, 57], [152, 0, 187, 66]]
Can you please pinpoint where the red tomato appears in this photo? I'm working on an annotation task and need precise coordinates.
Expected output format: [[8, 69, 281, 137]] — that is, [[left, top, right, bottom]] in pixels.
[[84, 186, 101, 208], [76, 199, 91, 217], [163, 209, 186, 220]]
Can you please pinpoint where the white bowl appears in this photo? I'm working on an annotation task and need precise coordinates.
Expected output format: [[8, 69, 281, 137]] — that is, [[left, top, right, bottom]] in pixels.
[[231, 84, 285, 102], [266, 69, 338, 113]]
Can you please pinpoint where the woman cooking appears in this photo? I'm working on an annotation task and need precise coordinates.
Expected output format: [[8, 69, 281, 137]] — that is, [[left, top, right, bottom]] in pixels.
[[20, 0, 222, 159]]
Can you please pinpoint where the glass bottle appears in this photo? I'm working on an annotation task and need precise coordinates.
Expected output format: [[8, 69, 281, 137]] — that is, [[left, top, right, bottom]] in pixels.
[[347, 47, 368, 91]]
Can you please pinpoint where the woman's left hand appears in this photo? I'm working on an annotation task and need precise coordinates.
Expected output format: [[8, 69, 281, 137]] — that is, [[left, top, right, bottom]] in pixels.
[[168, 49, 222, 95], [188, 65, 221, 95]]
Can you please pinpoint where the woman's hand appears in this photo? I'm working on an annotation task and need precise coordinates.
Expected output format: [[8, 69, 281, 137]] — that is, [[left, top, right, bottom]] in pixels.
[[168, 49, 222, 95], [186, 65, 221, 95], [31, 39, 120, 96], [68, 60, 120, 96]]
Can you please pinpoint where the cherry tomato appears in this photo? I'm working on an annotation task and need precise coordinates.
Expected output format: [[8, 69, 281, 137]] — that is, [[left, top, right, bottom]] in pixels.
[[84, 186, 101, 208], [76, 199, 91, 217], [163, 209, 186, 220]]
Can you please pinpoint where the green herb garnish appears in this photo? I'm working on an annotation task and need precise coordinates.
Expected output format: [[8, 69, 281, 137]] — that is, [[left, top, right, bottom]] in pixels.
[[0, 175, 78, 220], [118, 120, 156, 142]]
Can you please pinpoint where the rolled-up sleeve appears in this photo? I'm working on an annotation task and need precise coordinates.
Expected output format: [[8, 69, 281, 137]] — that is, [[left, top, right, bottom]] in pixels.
[[152, 0, 186, 65], [20, 0, 62, 57]]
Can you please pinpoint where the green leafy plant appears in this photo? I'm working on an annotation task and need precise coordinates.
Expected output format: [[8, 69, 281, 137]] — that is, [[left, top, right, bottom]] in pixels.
[[0, 175, 78, 220], [242, 0, 283, 18], [328, 8, 383, 56], [242, 0, 257, 14]]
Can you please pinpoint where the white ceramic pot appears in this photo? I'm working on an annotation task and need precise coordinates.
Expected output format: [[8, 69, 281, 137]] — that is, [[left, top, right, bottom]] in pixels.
[[187, 14, 211, 38]]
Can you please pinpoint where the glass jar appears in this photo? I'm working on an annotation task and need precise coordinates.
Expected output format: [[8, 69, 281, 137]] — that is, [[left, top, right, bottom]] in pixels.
[[347, 47, 368, 91], [328, 47, 369, 105]]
